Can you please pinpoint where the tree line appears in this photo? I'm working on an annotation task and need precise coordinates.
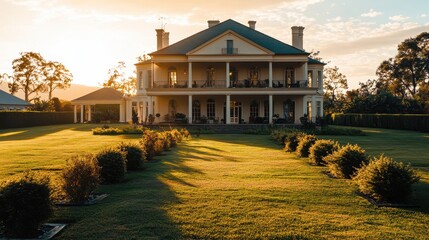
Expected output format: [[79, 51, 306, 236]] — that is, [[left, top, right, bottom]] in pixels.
[[1, 52, 73, 103], [324, 32, 429, 114]]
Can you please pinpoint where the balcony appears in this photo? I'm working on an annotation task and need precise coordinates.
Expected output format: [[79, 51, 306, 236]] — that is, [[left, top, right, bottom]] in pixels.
[[150, 79, 309, 89]]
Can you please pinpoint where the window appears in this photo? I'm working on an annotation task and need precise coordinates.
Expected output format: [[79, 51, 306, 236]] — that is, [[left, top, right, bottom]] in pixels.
[[206, 67, 215, 87], [283, 100, 295, 123], [284, 68, 295, 86], [192, 100, 201, 121], [168, 99, 177, 118], [138, 71, 143, 90], [207, 99, 216, 119], [308, 71, 312, 87], [316, 101, 321, 117], [147, 70, 152, 88], [250, 101, 259, 117], [168, 67, 177, 87], [264, 100, 269, 118], [227, 40, 233, 54], [317, 70, 322, 88]]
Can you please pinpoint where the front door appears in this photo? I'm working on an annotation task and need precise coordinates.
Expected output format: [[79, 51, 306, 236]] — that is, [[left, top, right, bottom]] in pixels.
[[230, 101, 241, 124]]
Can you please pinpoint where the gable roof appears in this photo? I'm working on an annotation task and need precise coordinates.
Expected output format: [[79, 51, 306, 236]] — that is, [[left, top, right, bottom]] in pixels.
[[151, 19, 309, 56], [308, 58, 325, 65], [71, 88, 124, 102], [0, 89, 31, 106]]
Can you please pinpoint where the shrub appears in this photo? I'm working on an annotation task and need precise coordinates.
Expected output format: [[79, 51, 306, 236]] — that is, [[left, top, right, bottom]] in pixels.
[[95, 148, 126, 184], [283, 132, 304, 152], [353, 155, 420, 202], [180, 128, 191, 139], [324, 144, 368, 179], [296, 134, 318, 158], [140, 130, 162, 160], [159, 132, 171, 151], [170, 129, 183, 143], [0, 172, 53, 238], [309, 139, 339, 165], [60, 154, 100, 203], [117, 142, 145, 171]]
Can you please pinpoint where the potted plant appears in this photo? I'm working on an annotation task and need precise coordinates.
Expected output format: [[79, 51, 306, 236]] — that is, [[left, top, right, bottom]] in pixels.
[[174, 113, 187, 124], [200, 115, 208, 124]]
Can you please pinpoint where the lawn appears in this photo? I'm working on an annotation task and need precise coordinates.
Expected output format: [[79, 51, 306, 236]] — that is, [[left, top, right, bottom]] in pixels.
[[0, 125, 428, 239]]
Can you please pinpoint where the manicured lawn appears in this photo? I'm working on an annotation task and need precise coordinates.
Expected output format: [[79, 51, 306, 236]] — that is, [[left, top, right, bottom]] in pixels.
[[1, 125, 428, 239], [0, 124, 141, 179]]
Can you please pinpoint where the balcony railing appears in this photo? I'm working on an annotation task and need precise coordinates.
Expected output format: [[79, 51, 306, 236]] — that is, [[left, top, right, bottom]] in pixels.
[[221, 48, 238, 54], [150, 79, 309, 89]]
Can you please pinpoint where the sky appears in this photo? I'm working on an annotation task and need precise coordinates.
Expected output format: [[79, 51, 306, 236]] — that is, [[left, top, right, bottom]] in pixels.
[[0, 0, 428, 90]]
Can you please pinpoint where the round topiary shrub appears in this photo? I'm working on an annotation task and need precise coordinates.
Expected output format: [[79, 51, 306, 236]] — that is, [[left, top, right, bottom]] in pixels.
[[0, 172, 53, 238], [180, 128, 191, 139], [170, 129, 183, 143], [140, 130, 160, 161], [61, 154, 100, 204], [353, 155, 420, 203], [284, 132, 304, 152], [95, 148, 126, 184], [296, 134, 318, 158], [309, 139, 339, 165], [324, 144, 367, 179], [117, 142, 145, 171]]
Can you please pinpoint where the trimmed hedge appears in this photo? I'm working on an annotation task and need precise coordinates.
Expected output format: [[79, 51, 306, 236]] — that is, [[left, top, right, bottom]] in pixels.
[[331, 113, 429, 132], [0, 111, 73, 129]]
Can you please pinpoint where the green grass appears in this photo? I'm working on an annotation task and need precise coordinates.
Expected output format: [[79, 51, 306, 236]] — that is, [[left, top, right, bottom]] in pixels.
[[0, 125, 428, 239], [0, 124, 141, 179]]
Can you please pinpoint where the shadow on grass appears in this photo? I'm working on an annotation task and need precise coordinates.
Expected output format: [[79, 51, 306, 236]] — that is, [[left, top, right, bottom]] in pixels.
[[198, 133, 280, 150], [52, 142, 206, 239]]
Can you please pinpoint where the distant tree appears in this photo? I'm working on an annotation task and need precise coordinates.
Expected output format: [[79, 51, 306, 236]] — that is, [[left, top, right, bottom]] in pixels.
[[323, 66, 348, 113], [0, 73, 12, 85], [8, 52, 46, 102], [42, 61, 73, 100], [51, 97, 62, 111], [376, 32, 429, 99], [29, 99, 54, 111], [101, 61, 136, 95]]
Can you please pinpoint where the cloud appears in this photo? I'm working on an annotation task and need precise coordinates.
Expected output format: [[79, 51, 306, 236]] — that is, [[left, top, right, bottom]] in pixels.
[[421, 14, 427, 18], [361, 9, 382, 18], [389, 15, 410, 22]]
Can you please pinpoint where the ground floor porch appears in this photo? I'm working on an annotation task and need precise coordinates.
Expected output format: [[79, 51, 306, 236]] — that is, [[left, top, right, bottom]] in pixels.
[[131, 94, 323, 125]]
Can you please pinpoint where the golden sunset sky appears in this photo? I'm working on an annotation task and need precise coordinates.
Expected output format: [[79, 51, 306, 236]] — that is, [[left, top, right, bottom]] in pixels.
[[1, 0, 428, 90]]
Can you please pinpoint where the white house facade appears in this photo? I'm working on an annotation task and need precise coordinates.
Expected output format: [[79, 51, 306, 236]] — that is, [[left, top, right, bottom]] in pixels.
[[131, 19, 324, 125]]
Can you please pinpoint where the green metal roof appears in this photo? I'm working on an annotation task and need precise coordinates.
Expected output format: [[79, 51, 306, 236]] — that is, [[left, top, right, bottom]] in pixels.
[[0, 89, 31, 106], [151, 19, 309, 56], [308, 58, 325, 65]]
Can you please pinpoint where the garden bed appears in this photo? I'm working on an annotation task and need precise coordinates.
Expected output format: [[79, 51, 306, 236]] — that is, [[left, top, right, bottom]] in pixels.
[[55, 194, 109, 206], [0, 223, 66, 240]]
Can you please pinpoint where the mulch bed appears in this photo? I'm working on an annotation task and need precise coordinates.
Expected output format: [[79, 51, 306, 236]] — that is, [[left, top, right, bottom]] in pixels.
[[0, 223, 66, 240], [55, 193, 108, 206]]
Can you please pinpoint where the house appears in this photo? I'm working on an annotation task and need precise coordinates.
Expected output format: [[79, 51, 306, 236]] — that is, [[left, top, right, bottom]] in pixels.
[[132, 19, 324, 125], [72, 19, 324, 124], [0, 89, 32, 110]]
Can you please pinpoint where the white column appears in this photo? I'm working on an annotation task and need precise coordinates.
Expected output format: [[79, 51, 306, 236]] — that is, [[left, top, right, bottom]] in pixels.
[[226, 95, 231, 124], [226, 62, 230, 88], [269, 95, 273, 124], [302, 96, 307, 117], [137, 101, 142, 123], [88, 105, 92, 122], [80, 105, 84, 123], [311, 96, 316, 122], [188, 62, 192, 88], [125, 100, 132, 123], [119, 103, 125, 123], [268, 62, 273, 88], [188, 95, 192, 124], [73, 105, 77, 123]]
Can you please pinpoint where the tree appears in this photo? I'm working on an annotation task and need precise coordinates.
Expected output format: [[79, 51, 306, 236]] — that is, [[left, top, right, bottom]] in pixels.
[[101, 61, 136, 95], [42, 61, 73, 100], [8, 52, 46, 102], [323, 66, 348, 112], [376, 32, 429, 99]]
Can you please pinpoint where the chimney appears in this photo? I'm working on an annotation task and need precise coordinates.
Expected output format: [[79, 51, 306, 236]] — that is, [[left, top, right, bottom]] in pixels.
[[155, 29, 164, 50], [208, 20, 220, 28], [162, 31, 169, 49], [248, 20, 256, 30], [291, 26, 305, 50]]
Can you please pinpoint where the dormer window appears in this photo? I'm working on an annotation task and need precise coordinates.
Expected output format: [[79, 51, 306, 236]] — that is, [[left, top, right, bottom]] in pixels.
[[227, 40, 233, 54]]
